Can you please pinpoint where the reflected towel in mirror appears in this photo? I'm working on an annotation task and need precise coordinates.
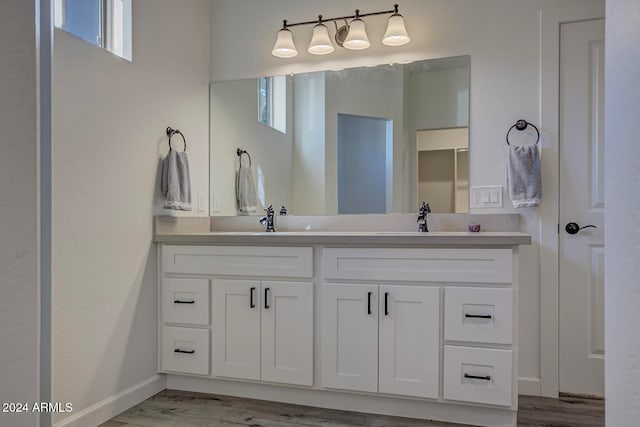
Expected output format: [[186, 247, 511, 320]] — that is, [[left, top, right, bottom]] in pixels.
[[236, 161, 258, 213]]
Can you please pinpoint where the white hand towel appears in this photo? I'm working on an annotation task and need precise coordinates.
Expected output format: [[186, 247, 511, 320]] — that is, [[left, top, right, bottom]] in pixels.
[[236, 163, 258, 213], [162, 149, 192, 211], [506, 144, 541, 208]]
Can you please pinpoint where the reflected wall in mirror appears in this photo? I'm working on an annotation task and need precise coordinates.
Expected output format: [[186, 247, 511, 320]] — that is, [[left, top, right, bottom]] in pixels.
[[209, 56, 469, 216]]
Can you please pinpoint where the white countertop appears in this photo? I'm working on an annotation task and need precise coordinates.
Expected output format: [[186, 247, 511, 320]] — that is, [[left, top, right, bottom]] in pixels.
[[154, 230, 531, 246]]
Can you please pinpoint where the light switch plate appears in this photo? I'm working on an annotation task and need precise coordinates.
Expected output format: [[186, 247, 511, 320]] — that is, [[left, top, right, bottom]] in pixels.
[[197, 192, 207, 213], [211, 194, 220, 213], [470, 186, 503, 208]]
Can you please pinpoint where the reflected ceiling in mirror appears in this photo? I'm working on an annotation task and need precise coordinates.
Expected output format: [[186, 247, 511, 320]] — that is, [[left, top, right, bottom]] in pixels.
[[209, 55, 470, 216]]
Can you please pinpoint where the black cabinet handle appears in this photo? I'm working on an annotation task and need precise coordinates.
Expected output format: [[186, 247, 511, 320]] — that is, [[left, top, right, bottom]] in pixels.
[[367, 292, 372, 315], [465, 314, 493, 319], [174, 300, 195, 304], [264, 288, 270, 309], [464, 373, 491, 381], [174, 349, 195, 354], [384, 292, 389, 316], [250, 287, 256, 308]]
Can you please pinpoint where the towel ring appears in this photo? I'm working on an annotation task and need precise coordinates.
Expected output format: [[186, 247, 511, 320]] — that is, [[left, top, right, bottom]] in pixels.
[[506, 120, 540, 146], [166, 127, 187, 152], [237, 148, 252, 167]]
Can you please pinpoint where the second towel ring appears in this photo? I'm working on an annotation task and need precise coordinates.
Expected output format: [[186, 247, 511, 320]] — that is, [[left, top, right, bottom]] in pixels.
[[506, 120, 540, 146], [237, 148, 252, 167], [166, 127, 187, 152]]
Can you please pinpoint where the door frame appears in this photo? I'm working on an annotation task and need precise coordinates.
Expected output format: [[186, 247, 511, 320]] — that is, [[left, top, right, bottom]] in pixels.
[[539, 1, 605, 398]]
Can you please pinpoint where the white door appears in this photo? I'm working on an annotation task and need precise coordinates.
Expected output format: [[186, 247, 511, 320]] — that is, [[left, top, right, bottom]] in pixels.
[[261, 281, 313, 386], [379, 286, 440, 398], [321, 283, 379, 392], [559, 18, 605, 396], [212, 279, 261, 380]]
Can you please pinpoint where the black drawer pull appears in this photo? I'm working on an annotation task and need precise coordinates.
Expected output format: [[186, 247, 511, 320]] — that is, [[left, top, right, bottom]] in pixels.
[[174, 349, 195, 354], [174, 300, 195, 304], [465, 314, 493, 319], [464, 373, 491, 381], [250, 287, 256, 308], [264, 288, 270, 309], [384, 292, 389, 316], [367, 292, 372, 315]]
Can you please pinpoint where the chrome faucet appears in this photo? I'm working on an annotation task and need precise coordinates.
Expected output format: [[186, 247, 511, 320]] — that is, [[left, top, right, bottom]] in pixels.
[[259, 204, 276, 232], [417, 202, 431, 232], [279, 205, 288, 216]]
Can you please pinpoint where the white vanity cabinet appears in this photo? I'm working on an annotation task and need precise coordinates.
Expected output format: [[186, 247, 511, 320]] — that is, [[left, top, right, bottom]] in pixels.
[[321, 283, 439, 398], [159, 245, 314, 387], [212, 278, 313, 386], [321, 247, 516, 408], [157, 239, 523, 427]]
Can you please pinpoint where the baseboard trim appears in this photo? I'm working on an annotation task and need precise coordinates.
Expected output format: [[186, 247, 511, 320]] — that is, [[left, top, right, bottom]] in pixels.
[[518, 377, 542, 396], [54, 375, 166, 427]]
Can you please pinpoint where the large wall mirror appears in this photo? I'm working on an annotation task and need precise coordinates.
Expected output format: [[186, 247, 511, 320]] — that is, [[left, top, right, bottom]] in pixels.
[[209, 55, 469, 216]]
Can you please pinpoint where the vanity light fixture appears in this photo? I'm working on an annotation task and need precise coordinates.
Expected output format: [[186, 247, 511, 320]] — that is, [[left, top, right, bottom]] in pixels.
[[382, 5, 411, 46], [271, 4, 410, 58], [271, 22, 298, 58], [342, 11, 371, 50], [308, 16, 335, 55]]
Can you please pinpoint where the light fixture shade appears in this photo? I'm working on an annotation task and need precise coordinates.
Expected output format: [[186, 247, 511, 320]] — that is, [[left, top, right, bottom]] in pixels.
[[343, 18, 370, 50], [308, 23, 335, 55], [382, 13, 411, 46], [272, 28, 298, 58]]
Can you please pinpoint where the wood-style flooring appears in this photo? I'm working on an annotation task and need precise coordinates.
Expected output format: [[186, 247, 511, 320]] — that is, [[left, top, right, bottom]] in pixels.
[[101, 389, 604, 427]]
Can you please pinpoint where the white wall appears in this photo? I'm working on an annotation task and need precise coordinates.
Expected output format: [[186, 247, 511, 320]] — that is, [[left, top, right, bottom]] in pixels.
[[293, 72, 326, 214], [406, 66, 469, 130], [209, 0, 604, 394], [210, 78, 293, 216], [406, 64, 470, 209], [325, 66, 404, 213], [0, 1, 40, 426], [52, 0, 211, 424], [605, 0, 640, 423]]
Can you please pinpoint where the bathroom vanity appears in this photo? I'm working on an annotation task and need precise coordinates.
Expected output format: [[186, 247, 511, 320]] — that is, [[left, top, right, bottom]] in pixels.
[[154, 215, 530, 427]]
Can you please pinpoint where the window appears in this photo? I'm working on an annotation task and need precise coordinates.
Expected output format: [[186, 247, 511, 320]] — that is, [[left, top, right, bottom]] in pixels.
[[55, 0, 132, 61], [258, 76, 287, 134]]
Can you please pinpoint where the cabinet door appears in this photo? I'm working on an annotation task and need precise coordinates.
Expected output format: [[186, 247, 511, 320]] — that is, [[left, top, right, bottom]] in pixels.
[[212, 279, 261, 380], [321, 283, 378, 392], [261, 281, 313, 386], [379, 285, 440, 398]]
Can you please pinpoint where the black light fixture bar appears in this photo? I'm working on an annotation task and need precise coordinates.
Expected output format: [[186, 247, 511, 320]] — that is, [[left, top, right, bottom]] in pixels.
[[282, 4, 399, 28]]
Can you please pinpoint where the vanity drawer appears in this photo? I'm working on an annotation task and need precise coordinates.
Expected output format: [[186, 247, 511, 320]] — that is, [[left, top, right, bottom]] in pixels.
[[161, 326, 209, 376], [162, 278, 210, 326], [162, 245, 313, 278], [322, 248, 512, 283], [443, 346, 513, 407], [444, 287, 512, 344]]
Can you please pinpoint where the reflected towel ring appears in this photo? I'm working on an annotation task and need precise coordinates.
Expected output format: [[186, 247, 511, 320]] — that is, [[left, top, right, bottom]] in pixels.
[[166, 127, 187, 152], [237, 148, 252, 167], [506, 120, 540, 146]]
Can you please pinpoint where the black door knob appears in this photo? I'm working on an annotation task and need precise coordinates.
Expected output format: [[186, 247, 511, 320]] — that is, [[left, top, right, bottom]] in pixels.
[[565, 222, 597, 235]]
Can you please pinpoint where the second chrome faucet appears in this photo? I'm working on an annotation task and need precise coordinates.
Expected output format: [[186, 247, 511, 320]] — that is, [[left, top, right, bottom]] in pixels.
[[259, 205, 276, 232], [417, 201, 431, 232], [259, 204, 289, 232]]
